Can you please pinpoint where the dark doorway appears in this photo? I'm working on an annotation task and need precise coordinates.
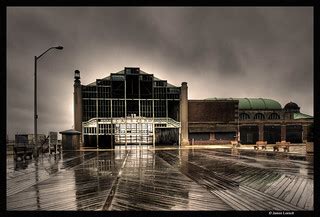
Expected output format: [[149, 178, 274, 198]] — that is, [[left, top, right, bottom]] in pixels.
[[189, 133, 210, 141], [215, 132, 236, 140], [240, 126, 259, 144], [264, 126, 281, 144], [84, 135, 114, 149], [286, 125, 302, 143], [98, 135, 114, 149], [83, 135, 97, 148], [156, 128, 179, 145]]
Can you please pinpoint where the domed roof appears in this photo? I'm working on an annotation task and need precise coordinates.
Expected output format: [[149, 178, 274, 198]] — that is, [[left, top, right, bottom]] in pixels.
[[239, 98, 282, 110], [284, 102, 300, 110], [205, 98, 282, 110]]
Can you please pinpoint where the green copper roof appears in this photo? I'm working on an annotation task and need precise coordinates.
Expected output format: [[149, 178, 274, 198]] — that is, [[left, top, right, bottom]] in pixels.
[[205, 98, 282, 110], [293, 113, 313, 119]]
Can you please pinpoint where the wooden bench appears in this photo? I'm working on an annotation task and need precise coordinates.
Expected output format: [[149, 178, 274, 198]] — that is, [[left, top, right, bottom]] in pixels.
[[49, 144, 62, 154], [274, 141, 290, 152], [14, 143, 33, 161], [254, 141, 267, 150], [231, 141, 239, 148]]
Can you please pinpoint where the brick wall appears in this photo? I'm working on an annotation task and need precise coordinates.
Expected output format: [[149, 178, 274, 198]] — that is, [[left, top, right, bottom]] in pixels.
[[188, 100, 237, 122]]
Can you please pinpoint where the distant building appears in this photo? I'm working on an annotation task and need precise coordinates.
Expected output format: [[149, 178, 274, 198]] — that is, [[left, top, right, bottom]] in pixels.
[[74, 67, 183, 148], [73, 67, 313, 148], [189, 98, 313, 144]]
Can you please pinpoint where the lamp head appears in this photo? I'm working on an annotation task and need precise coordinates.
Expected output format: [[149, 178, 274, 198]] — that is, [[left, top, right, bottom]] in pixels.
[[55, 46, 64, 50]]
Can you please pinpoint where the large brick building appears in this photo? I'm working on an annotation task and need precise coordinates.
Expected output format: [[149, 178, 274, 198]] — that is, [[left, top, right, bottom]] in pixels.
[[73, 67, 313, 148], [189, 98, 313, 145]]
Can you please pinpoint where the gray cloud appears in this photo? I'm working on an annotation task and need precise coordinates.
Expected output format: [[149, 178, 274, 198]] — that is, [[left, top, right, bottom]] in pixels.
[[7, 7, 313, 139]]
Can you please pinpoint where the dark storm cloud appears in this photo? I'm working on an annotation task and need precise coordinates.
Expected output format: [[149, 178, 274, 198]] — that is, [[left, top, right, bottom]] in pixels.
[[140, 7, 276, 76], [7, 7, 313, 139]]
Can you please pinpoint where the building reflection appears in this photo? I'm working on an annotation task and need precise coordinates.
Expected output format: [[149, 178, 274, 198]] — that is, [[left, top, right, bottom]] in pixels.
[[99, 147, 193, 210], [14, 161, 29, 170], [7, 146, 314, 210], [71, 149, 143, 210], [231, 147, 240, 157]]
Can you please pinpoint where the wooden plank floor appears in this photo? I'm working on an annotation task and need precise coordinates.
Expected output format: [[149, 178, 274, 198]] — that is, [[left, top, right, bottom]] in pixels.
[[7, 151, 124, 210], [7, 147, 313, 211], [108, 149, 232, 210], [157, 148, 313, 210], [6, 151, 98, 196]]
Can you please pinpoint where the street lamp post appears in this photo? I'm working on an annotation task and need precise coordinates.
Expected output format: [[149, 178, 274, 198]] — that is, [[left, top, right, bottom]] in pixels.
[[237, 106, 240, 144], [33, 46, 63, 158]]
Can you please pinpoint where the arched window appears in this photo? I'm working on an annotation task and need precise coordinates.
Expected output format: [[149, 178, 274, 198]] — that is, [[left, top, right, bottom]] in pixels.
[[239, 113, 250, 120], [268, 113, 280, 120], [254, 113, 265, 120]]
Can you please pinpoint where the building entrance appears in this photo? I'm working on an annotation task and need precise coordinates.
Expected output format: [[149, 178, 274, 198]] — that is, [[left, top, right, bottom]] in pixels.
[[82, 117, 180, 148], [286, 125, 302, 143], [114, 122, 153, 144]]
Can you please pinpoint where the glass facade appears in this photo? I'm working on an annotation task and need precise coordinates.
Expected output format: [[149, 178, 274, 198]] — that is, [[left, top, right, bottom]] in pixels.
[[81, 67, 181, 147]]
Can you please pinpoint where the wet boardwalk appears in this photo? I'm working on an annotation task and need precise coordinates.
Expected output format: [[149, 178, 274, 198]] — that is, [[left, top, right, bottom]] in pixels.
[[7, 146, 313, 211]]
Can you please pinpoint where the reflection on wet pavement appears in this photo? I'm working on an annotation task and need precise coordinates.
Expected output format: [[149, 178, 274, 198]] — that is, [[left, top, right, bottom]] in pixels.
[[156, 149, 311, 210], [108, 149, 232, 210], [7, 146, 313, 211]]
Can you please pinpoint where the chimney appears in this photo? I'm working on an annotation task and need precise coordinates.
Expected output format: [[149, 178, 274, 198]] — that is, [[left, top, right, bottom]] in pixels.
[[74, 70, 82, 135], [180, 82, 189, 146]]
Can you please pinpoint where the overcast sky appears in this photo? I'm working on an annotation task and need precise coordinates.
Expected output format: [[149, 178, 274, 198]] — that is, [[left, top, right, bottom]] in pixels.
[[7, 7, 313, 139]]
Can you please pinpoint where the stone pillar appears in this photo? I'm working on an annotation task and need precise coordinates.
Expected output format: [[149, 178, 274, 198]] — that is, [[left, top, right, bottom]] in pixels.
[[302, 125, 308, 142], [180, 82, 189, 146], [74, 70, 82, 144], [210, 132, 215, 140], [258, 124, 264, 141], [281, 125, 286, 142]]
